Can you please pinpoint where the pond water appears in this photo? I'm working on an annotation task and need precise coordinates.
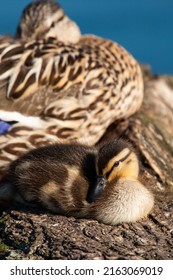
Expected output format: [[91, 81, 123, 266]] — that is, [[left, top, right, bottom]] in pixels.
[[0, 0, 172, 74]]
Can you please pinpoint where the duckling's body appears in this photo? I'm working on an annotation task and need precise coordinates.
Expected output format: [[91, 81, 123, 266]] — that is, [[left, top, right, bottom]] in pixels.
[[0, 143, 97, 215], [0, 140, 154, 225]]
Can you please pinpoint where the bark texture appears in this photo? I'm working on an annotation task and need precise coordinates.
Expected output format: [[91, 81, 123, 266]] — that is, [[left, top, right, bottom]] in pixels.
[[0, 67, 173, 260]]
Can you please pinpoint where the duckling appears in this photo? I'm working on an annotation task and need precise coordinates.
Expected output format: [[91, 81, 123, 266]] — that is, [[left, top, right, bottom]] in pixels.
[[0, 0, 143, 171], [87, 140, 154, 224], [0, 140, 154, 225]]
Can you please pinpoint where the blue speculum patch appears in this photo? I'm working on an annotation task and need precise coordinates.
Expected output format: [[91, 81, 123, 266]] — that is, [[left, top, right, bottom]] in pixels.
[[0, 121, 11, 135]]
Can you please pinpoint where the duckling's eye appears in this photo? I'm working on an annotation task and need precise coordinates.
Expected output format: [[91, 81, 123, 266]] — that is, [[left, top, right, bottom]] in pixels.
[[114, 161, 120, 167]]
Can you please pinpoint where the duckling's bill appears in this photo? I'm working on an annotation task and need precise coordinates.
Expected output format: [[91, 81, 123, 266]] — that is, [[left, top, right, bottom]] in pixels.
[[87, 175, 106, 203]]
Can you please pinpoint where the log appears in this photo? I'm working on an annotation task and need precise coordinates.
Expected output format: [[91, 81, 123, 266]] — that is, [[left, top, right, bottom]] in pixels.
[[0, 67, 173, 260]]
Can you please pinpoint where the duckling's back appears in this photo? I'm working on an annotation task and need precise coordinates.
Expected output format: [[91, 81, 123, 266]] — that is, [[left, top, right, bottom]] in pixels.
[[0, 143, 97, 214]]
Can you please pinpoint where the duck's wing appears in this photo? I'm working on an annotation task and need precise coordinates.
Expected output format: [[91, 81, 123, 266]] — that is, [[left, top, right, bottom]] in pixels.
[[0, 35, 143, 121], [0, 37, 87, 116], [0, 35, 114, 133]]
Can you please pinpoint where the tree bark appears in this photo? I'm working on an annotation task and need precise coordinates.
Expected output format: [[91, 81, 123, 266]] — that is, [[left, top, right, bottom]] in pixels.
[[0, 67, 173, 260]]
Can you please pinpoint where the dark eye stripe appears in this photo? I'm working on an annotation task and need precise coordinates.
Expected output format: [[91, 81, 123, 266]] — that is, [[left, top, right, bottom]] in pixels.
[[56, 14, 65, 24], [105, 165, 114, 179], [50, 14, 65, 28], [105, 151, 131, 179]]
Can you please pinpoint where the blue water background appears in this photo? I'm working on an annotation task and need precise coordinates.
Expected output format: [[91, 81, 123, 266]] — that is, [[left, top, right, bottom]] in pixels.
[[0, 0, 172, 74]]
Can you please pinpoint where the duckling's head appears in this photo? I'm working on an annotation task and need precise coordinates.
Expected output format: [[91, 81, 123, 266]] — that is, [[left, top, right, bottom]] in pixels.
[[16, 0, 81, 43], [97, 139, 139, 182], [87, 139, 139, 203]]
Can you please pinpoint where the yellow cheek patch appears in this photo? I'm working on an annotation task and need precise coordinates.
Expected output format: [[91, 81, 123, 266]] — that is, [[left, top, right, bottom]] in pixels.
[[103, 151, 139, 182], [102, 148, 130, 176]]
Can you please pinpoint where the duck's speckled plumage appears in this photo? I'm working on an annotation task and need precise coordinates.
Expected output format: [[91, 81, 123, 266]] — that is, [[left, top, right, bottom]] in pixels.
[[0, 36, 143, 118], [0, 0, 144, 174]]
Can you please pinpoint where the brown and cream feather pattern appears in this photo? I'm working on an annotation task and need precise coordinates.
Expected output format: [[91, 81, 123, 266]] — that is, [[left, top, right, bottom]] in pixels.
[[0, 36, 143, 116], [0, 2, 144, 174]]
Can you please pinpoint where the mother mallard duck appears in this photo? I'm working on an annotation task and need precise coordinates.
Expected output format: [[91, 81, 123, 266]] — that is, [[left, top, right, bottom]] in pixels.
[[0, 0, 143, 171]]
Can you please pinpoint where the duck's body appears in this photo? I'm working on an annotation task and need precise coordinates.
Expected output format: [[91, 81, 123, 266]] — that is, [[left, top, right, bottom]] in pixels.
[[0, 0, 143, 173], [0, 140, 154, 225], [0, 34, 143, 169]]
